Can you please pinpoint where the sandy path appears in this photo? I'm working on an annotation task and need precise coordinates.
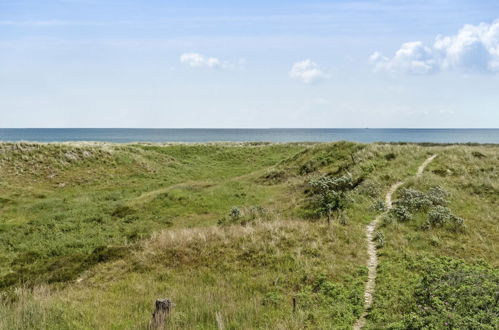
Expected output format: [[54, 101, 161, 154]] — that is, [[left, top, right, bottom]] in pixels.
[[417, 154, 437, 177], [353, 155, 437, 330]]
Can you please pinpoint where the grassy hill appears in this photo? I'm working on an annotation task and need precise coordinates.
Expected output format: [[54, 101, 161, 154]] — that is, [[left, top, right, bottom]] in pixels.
[[0, 142, 497, 329]]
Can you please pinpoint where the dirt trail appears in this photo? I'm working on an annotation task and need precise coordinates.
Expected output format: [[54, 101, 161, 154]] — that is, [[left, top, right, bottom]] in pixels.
[[353, 154, 437, 330], [417, 154, 437, 177]]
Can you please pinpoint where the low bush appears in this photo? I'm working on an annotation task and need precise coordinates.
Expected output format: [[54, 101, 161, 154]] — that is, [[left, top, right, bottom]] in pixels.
[[217, 206, 272, 226], [471, 151, 486, 158], [296, 273, 364, 326], [397, 188, 432, 211], [357, 180, 381, 198], [427, 205, 451, 227], [111, 205, 135, 218], [427, 186, 448, 206], [309, 174, 355, 222], [384, 152, 396, 160], [402, 257, 499, 329], [338, 211, 349, 225], [389, 205, 413, 222], [374, 231, 385, 248], [389, 186, 465, 231], [371, 199, 386, 212], [260, 168, 287, 184]]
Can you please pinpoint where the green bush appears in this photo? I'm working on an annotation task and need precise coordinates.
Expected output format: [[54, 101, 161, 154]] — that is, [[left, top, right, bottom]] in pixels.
[[111, 205, 135, 218], [391, 186, 465, 232], [357, 180, 381, 198], [229, 206, 241, 221], [471, 151, 486, 158], [260, 169, 287, 184], [296, 273, 363, 325], [427, 186, 448, 206], [299, 161, 317, 175], [427, 205, 451, 227], [339, 211, 349, 225], [217, 206, 271, 226], [389, 205, 412, 222], [397, 188, 432, 211], [384, 152, 396, 160], [449, 214, 465, 232], [402, 258, 499, 329], [374, 231, 385, 248], [309, 174, 354, 222], [371, 199, 386, 212]]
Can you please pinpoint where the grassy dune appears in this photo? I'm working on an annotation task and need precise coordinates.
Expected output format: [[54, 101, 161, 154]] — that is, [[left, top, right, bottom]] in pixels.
[[0, 142, 497, 329]]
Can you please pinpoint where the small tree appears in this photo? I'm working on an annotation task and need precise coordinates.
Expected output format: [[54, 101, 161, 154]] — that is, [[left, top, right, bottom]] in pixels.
[[309, 174, 354, 223], [229, 207, 241, 221]]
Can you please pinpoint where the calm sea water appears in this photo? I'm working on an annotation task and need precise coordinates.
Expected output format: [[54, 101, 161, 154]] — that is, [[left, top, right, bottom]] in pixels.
[[0, 129, 498, 144]]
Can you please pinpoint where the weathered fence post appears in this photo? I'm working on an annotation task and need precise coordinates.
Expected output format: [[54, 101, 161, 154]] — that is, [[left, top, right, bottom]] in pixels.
[[215, 311, 225, 330], [151, 298, 173, 329]]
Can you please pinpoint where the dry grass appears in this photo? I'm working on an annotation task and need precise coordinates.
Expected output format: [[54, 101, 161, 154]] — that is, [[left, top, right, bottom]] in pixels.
[[1, 219, 366, 329]]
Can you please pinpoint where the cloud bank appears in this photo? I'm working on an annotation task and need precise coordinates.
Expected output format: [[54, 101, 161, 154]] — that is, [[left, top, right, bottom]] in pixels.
[[371, 19, 499, 74], [289, 59, 328, 84]]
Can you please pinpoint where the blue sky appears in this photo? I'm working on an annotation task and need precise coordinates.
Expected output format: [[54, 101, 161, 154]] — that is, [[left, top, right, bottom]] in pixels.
[[1, 0, 498, 128]]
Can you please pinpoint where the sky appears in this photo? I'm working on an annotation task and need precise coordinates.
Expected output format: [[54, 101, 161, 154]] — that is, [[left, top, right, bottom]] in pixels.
[[1, 0, 499, 128]]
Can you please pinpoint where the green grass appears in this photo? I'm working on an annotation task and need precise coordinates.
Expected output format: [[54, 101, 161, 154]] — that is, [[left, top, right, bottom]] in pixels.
[[0, 142, 498, 329], [0, 143, 304, 288]]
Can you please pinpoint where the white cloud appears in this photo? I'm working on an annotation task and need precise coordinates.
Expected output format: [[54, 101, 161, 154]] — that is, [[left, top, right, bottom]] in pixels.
[[371, 19, 499, 74], [434, 21, 499, 72], [180, 53, 223, 68], [370, 42, 438, 74], [289, 59, 329, 84], [179, 53, 244, 70]]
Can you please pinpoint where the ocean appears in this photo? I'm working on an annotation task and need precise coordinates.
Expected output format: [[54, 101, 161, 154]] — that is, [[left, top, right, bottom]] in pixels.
[[0, 128, 498, 144]]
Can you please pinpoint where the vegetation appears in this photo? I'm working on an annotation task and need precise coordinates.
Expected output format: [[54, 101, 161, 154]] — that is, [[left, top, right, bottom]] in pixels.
[[387, 185, 465, 231], [309, 174, 355, 223], [0, 141, 497, 329], [402, 257, 499, 329]]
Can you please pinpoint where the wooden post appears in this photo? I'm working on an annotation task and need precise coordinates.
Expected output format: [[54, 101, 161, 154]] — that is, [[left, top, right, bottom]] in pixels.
[[292, 297, 297, 313], [151, 298, 173, 329], [215, 311, 225, 330]]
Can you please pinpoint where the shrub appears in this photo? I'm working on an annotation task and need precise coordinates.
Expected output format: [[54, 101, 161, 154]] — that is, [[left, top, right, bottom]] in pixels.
[[374, 231, 385, 248], [403, 257, 499, 329], [391, 186, 464, 232], [229, 207, 241, 221], [427, 186, 448, 206], [381, 214, 393, 227], [111, 205, 135, 218], [357, 180, 380, 198], [471, 151, 486, 158], [260, 169, 287, 184], [371, 199, 386, 212], [389, 205, 412, 222], [218, 206, 271, 226], [339, 211, 349, 225], [296, 272, 364, 324], [309, 174, 354, 223], [449, 214, 465, 232], [384, 152, 396, 160], [262, 291, 283, 307], [427, 205, 451, 227], [299, 161, 317, 175], [397, 188, 432, 211]]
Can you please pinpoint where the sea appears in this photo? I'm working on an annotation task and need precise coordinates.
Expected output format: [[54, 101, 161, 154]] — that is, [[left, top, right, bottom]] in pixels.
[[0, 128, 498, 144]]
